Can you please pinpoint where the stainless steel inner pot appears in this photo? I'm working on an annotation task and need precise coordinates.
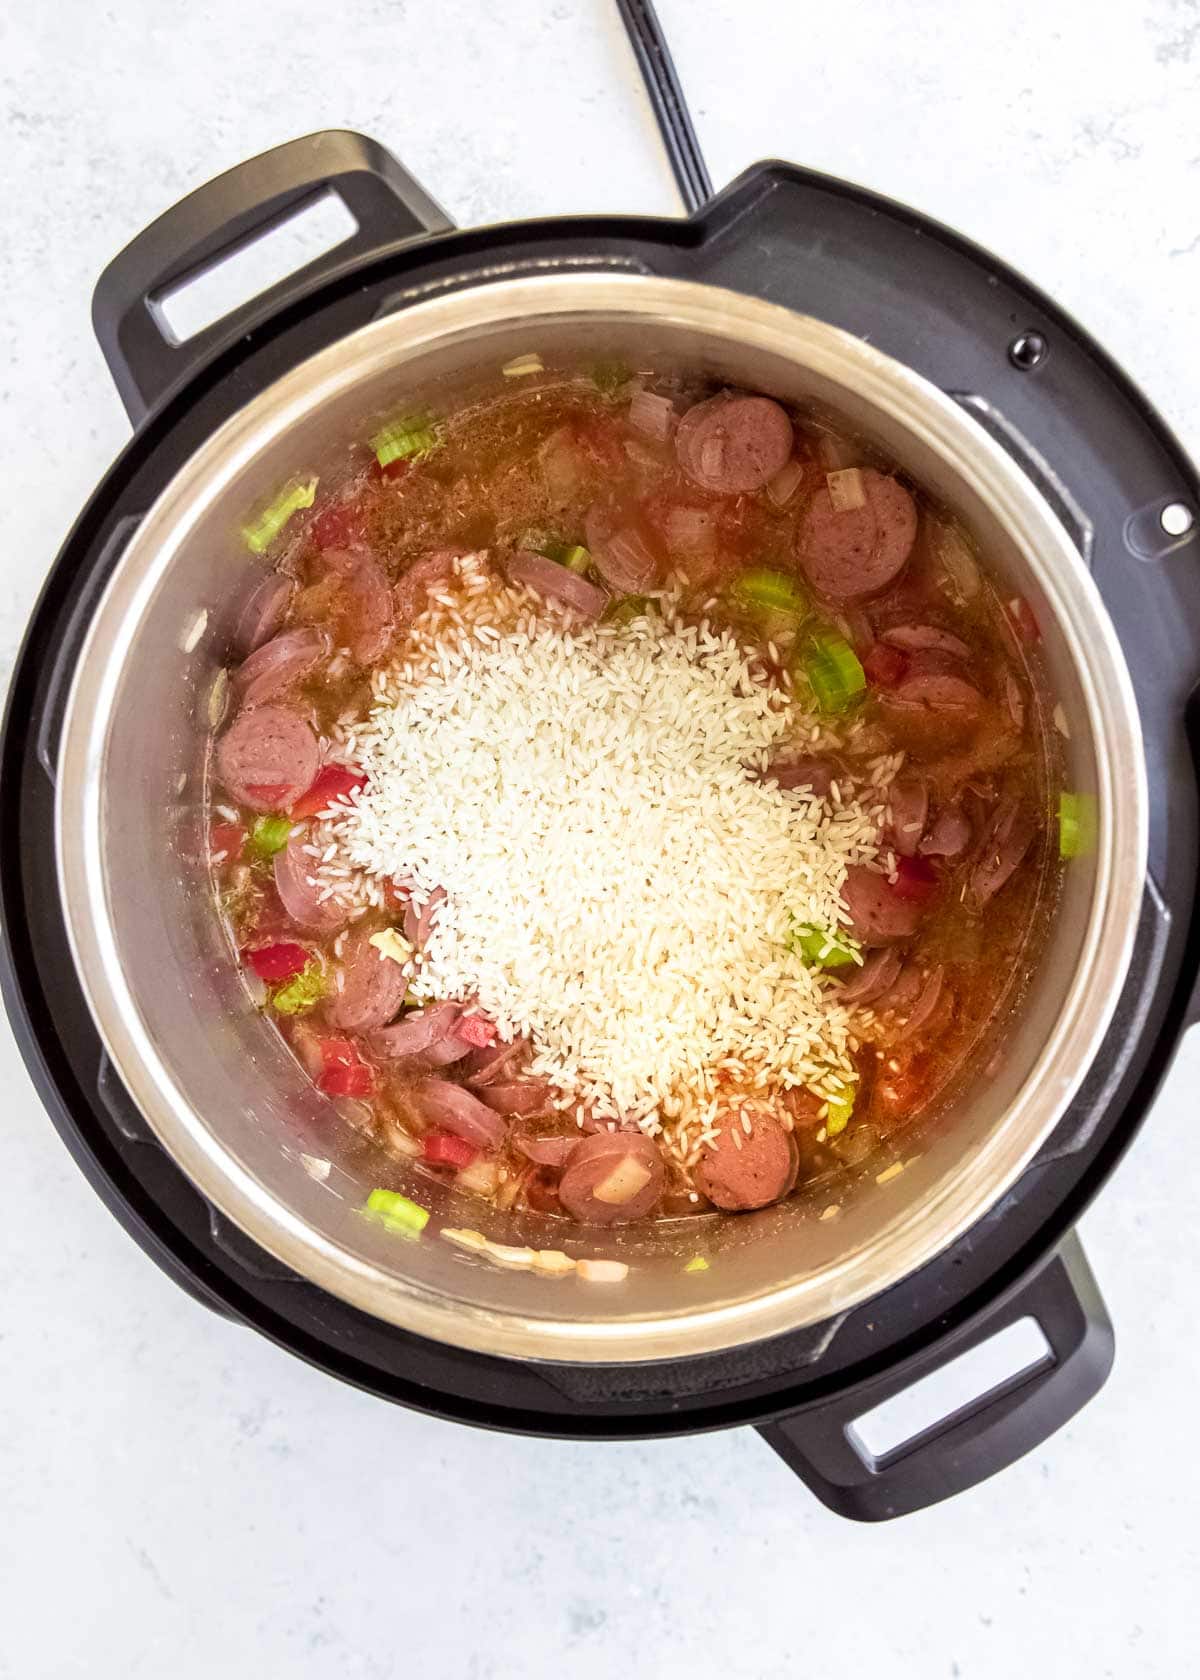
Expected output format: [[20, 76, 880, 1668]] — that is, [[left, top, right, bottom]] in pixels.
[[55, 274, 1147, 1363]]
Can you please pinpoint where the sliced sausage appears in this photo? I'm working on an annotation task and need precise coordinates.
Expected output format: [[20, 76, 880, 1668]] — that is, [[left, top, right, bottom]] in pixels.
[[841, 865, 927, 945], [558, 1130, 665, 1225], [324, 548, 395, 665], [463, 1037, 526, 1086], [369, 1000, 462, 1060], [880, 623, 972, 660], [402, 886, 446, 953], [324, 925, 411, 1032], [479, 1080, 553, 1117], [970, 795, 1037, 906], [675, 393, 794, 493], [215, 705, 320, 813], [583, 502, 661, 593], [763, 755, 836, 796], [893, 965, 947, 1043], [877, 652, 985, 756], [506, 549, 607, 617], [234, 628, 328, 707], [695, 1106, 798, 1211], [920, 804, 973, 859], [412, 1079, 507, 1150], [272, 827, 350, 933], [885, 777, 929, 857], [834, 946, 904, 1006], [796, 469, 917, 602], [394, 548, 464, 623], [512, 1133, 575, 1168], [233, 572, 294, 657], [423, 1034, 473, 1067]]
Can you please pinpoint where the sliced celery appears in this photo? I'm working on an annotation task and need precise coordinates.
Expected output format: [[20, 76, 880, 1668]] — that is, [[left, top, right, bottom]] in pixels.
[[242, 475, 318, 554]]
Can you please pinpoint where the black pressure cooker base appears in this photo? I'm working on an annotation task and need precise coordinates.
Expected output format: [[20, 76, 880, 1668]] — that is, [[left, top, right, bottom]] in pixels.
[[4, 138, 1199, 1516]]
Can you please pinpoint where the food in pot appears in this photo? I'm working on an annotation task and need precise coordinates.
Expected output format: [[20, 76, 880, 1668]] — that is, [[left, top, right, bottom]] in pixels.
[[207, 365, 1063, 1228]]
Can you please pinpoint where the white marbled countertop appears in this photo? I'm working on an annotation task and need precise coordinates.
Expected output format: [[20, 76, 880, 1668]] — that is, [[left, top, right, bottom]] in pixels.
[[1, 2, 1198, 1674]]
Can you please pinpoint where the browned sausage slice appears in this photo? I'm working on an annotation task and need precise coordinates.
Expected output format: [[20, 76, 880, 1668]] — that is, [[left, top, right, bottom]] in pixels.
[[412, 1079, 507, 1150], [324, 925, 411, 1032], [558, 1131, 665, 1225], [835, 946, 904, 1006], [841, 865, 926, 945], [695, 1106, 798, 1211], [796, 470, 917, 601], [215, 705, 319, 813], [394, 549, 465, 623], [273, 827, 350, 933], [675, 393, 794, 493], [479, 1080, 553, 1117], [234, 628, 328, 706], [885, 776, 929, 857], [584, 502, 661, 592], [368, 1000, 461, 1060], [233, 573, 294, 657], [763, 754, 837, 796], [970, 795, 1037, 906]]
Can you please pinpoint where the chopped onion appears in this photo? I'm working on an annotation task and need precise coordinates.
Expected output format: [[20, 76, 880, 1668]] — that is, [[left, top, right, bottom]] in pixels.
[[1053, 702, 1071, 739], [204, 667, 230, 732], [628, 389, 676, 441], [531, 1249, 576, 1277], [456, 1159, 501, 1196], [368, 927, 414, 966], [300, 1153, 332, 1182], [179, 608, 208, 653], [766, 458, 805, 507], [826, 468, 866, 513], [591, 1156, 653, 1205], [577, 1258, 630, 1284], [935, 525, 981, 603], [816, 432, 858, 471], [502, 353, 544, 378], [664, 505, 717, 555], [876, 1161, 905, 1185], [684, 1256, 709, 1273]]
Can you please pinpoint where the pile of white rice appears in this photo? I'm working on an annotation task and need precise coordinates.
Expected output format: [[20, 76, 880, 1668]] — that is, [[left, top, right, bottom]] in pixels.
[[318, 556, 888, 1155]]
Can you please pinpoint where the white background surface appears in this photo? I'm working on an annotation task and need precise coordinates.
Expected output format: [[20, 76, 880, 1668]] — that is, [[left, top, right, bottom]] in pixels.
[[2, 2, 1198, 1674]]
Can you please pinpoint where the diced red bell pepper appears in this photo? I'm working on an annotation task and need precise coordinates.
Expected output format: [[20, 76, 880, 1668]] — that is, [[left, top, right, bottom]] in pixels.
[[244, 784, 291, 807], [863, 641, 908, 688], [311, 499, 363, 550], [244, 941, 310, 984], [422, 1131, 479, 1170], [892, 855, 939, 902], [455, 1014, 497, 1049], [290, 765, 368, 819], [1005, 595, 1041, 643], [317, 1038, 374, 1097], [382, 879, 411, 911], [210, 821, 245, 862]]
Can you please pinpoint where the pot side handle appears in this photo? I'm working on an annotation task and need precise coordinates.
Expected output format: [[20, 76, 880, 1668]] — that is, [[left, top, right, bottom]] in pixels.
[[92, 130, 453, 425], [757, 1231, 1112, 1521]]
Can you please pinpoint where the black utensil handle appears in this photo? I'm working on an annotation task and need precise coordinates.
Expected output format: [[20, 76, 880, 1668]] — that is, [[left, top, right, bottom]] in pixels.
[[758, 1230, 1112, 1521], [92, 129, 453, 424]]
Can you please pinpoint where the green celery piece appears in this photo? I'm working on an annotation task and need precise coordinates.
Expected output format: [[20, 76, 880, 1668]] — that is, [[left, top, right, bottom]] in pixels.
[[801, 629, 866, 715], [242, 475, 318, 554], [590, 359, 632, 397], [248, 815, 293, 860], [370, 414, 439, 469], [603, 594, 655, 626], [734, 567, 808, 618], [1058, 791, 1098, 859], [825, 1086, 855, 1137], [365, 1188, 430, 1236], [270, 962, 325, 1016], [788, 922, 858, 969], [684, 1256, 710, 1274]]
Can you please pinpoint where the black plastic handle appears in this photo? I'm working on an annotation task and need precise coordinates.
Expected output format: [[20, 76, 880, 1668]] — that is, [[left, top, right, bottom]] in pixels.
[[92, 130, 453, 424], [759, 1231, 1112, 1521]]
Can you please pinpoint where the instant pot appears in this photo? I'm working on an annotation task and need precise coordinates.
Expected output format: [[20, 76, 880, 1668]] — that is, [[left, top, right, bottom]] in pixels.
[[4, 90, 1199, 1519]]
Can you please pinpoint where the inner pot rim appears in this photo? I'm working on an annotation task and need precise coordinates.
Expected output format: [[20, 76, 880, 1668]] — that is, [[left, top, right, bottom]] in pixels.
[[54, 272, 1148, 1364]]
